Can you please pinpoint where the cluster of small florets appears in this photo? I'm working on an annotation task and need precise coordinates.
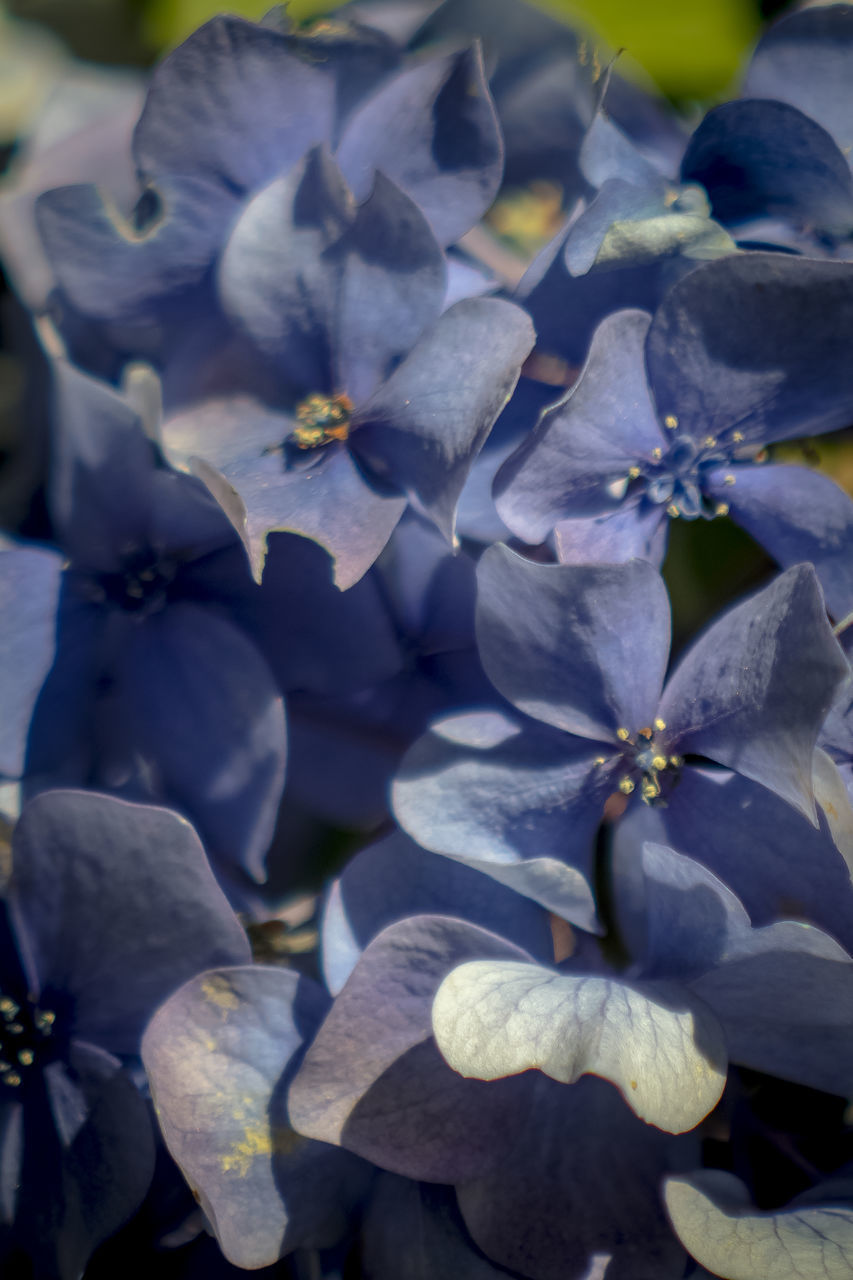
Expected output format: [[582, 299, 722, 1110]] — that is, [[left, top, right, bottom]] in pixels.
[[0, 1, 853, 1277]]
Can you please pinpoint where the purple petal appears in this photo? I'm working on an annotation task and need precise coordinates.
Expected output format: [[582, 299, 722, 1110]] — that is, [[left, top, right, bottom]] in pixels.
[[48, 362, 154, 572], [681, 99, 853, 235], [659, 566, 848, 820], [615, 767, 853, 956], [555, 502, 668, 568], [288, 915, 533, 1182], [745, 5, 853, 159], [646, 253, 853, 448], [142, 966, 366, 1268], [706, 462, 853, 622], [133, 16, 335, 193], [495, 309, 664, 541], [458, 1074, 690, 1280], [39, 1042, 155, 1280], [162, 398, 407, 587], [321, 829, 554, 994], [476, 545, 671, 741], [219, 149, 446, 403], [10, 789, 251, 1054], [392, 709, 607, 924], [360, 1174, 519, 1280], [114, 602, 287, 876], [336, 45, 502, 245], [692, 918, 853, 1097], [0, 544, 63, 779], [354, 297, 533, 543], [35, 175, 235, 326]]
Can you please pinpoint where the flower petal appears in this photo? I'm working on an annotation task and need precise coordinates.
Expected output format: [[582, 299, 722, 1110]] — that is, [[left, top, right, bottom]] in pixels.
[[660, 565, 848, 820]]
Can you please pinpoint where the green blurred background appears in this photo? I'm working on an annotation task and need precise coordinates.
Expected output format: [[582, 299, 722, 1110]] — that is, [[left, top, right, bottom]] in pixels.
[[3, 0, 784, 99]]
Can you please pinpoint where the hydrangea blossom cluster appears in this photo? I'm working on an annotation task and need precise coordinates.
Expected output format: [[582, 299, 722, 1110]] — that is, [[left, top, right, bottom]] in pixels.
[[0, 1, 853, 1276]]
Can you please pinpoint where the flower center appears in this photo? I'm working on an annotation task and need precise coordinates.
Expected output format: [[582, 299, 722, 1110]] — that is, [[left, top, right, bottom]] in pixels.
[[640, 435, 729, 521], [98, 550, 177, 616], [614, 722, 683, 806], [0, 991, 57, 1092], [621, 424, 766, 522], [290, 393, 354, 452]]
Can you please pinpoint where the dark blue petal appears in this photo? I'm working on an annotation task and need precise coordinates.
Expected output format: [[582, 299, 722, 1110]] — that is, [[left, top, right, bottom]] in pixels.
[[43, 1042, 155, 1280], [254, 532, 402, 696], [615, 767, 853, 955], [392, 709, 607, 923], [659, 566, 848, 820], [692, 917, 853, 1097], [0, 544, 62, 780], [162, 398, 407, 587], [360, 1175, 519, 1279], [495, 309, 665, 539], [554, 502, 668, 567], [476, 546, 671, 741], [682, 99, 853, 235], [288, 915, 532, 1182], [353, 297, 533, 542], [35, 175, 235, 326], [113, 603, 286, 877], [637, 841, 752, 982], [142, 966, 367, 1268], [744, 5, 853, 159], [10, 789, 251, 1054], [336, 46, 502, 245], [219, 149, 446, 403], [458, 1074, 690, 1280], [706, 462, 853, 622], [133, 16, 336, 193], [646, 253, 853, 447], [321, 829, 554, 994], [49, 362, 154, 573]]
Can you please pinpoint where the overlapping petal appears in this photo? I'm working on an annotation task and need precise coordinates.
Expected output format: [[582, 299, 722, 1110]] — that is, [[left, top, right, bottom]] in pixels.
[[142, 966, 367, 1268], [665, 1172, 853, 1280], [494, 309, 665, 538], [336, 45, 502, 245], [288, 916, 533, 1182], [476, 547, 670, 741], [353, 297, 533, 542], [432, 958, 727, 1131], [9, 789, 251, 1055], [392, 709, 609, 919], [645, 254, 853, 447], [659, 565, 848, 820]]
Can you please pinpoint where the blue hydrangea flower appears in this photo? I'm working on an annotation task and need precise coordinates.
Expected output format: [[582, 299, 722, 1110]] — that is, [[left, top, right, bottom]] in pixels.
[[682, 4, 853, 257], [0, 788, 250, 1277], [32, 13, 502, 365], [393, 547, 851, 932], [495, 253, 853, 620], [160, 148, 534, 587], [20, 362, 286, 881]]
